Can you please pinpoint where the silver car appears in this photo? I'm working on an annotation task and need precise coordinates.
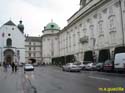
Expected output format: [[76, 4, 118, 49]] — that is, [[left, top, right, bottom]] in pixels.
[[84, 63, 94, 70], [24, 64, 34, 71], [62, 63, 81, 72]]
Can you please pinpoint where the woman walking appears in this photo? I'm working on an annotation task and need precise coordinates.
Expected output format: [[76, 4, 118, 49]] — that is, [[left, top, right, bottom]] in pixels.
[[11, 62, 15, 72]]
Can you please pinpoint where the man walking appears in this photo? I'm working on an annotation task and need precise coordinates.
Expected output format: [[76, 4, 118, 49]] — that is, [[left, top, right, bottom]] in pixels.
[[3, 61, 8, 72], [11, 62, 15, 72]]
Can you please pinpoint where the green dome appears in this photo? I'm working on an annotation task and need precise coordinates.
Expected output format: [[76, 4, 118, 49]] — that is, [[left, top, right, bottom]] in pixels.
[[45, 22, 60, 30]]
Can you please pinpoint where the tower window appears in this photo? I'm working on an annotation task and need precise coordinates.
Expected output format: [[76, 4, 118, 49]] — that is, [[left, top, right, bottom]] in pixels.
[[6, 38, 12, 47]]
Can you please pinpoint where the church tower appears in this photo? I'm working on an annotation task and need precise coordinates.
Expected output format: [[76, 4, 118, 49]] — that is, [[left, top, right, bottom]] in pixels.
[[17, 20, 24, 33]]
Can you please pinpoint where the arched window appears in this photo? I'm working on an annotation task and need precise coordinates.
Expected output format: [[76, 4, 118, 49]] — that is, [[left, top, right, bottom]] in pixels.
[[6, 38, 12, 47]]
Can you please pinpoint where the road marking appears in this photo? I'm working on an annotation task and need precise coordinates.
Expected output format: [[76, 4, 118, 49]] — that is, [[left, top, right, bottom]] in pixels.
[[88, 76, 110, 81]]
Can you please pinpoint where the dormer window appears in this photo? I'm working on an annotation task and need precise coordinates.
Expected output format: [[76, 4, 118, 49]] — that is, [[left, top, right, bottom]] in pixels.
[[80, 0, 92, 8], [51, 25, 54, 28]]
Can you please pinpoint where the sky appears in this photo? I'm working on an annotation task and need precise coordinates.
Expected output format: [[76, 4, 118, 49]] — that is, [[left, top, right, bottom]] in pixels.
[[0, 0, 80, 36]]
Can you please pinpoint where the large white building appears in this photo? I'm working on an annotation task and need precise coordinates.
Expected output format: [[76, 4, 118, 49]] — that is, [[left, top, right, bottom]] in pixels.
[[0, 20, 25, 65], [41, 0, 125, 65]]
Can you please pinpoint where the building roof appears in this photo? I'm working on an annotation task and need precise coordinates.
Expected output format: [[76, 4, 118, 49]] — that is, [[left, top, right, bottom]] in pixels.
[[4, 20, 16, 26], [25, 36, 41, 42], [44, 22, 60, 30]]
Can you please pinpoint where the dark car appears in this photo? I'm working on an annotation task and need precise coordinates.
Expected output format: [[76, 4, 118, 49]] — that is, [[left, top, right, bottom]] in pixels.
[[103, 60, 114, 72]]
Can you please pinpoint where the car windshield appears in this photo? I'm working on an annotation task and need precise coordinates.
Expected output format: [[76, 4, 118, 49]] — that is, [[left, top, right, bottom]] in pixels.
[[73, 62, 81, 65], [25, 64, 32, 66], [105, 60, 112, 64]]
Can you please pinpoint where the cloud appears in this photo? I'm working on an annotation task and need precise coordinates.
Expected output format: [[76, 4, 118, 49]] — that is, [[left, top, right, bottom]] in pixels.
[[0, 0, 80, 36]]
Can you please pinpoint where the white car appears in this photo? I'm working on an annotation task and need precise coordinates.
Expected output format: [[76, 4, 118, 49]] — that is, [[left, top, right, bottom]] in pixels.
[[24, 64, 34, 71], [73, 62, 85, 70], [62, 63, 81, 72]]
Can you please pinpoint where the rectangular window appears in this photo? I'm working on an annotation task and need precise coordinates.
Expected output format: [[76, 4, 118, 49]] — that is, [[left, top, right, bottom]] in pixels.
[[29, 53, 31, 57], [34, 47, 35, 50], [33, 42, 35, 45], [29, 42, 31, 45], [34, 53, 36, 57], [29, 47, 31, 50]]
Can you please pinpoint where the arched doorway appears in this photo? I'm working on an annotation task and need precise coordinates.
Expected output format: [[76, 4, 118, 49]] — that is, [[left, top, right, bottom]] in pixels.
[[29, 58, 36, 64], [4, 49, 14, 64], [84, 51, 94, 62], [98, 49, 110, 63]]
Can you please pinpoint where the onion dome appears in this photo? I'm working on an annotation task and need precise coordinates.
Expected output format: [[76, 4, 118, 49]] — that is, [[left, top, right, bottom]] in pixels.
[[44, 21, 60, 30], [17, 20, 24, 33]]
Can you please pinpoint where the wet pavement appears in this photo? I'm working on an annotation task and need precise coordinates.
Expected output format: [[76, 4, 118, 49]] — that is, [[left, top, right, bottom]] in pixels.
[[0, 66, 124, 93]]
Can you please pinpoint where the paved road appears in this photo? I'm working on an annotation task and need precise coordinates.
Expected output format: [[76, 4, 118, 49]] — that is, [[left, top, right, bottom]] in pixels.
[[0, 66, 124, 93]]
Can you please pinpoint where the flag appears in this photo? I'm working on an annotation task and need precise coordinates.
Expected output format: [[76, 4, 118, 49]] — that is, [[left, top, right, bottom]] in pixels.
[[2, 32, 4, 37]]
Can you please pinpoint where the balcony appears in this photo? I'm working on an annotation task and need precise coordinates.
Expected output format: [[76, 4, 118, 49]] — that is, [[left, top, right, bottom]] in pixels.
[[79, 36, 89, 44]]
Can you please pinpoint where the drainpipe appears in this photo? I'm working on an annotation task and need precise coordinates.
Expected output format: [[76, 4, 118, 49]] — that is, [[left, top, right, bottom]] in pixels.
[[119, 0, 124, 46], [0, 47, 2, 63]]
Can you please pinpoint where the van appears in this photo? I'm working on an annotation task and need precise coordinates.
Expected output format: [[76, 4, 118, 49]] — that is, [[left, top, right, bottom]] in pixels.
[[114, 53, 125, 72]]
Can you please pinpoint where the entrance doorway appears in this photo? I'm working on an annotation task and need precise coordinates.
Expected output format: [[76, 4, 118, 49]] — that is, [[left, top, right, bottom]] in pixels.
[[84, 51, 94, 62], [98, 49, 110, 63], [29, 58, 36, 64], [4, 49, 14, 64]]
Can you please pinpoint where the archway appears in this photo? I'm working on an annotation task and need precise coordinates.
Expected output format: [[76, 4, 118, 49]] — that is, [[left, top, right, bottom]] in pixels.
[[98, 49, 110, 63], [84, 51, 94, 62], [29, 58, 36, 64], [4, 49, 14, 64]]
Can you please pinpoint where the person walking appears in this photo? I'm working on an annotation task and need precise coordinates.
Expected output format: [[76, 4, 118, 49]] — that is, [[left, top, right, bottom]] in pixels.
[[14, 62, 18, 72], [3, 61, 8, 72], [11, 62, 15, 72]]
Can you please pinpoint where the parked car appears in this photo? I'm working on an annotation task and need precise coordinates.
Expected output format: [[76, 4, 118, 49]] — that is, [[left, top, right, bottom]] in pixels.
[[82, 61, 93, 70], [91, 63, 98, 71], [84, 63, 94, 70], [73, 62, 85, 70], [114, 53, 125, 72], [24, 64, 34, 71], [62, 63, 81, 72], [96, 63, 104, 71], [103, 60, 114, 72]]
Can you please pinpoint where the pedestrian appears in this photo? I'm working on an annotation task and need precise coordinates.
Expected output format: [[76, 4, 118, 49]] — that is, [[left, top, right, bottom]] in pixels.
[[3, 61, 8, 72], [14, 62, 18, 72], [11, 62, 15, 72]]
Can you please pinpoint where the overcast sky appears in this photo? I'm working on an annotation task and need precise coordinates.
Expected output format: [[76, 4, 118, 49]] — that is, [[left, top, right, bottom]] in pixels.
[[0, 0, 79, 36]]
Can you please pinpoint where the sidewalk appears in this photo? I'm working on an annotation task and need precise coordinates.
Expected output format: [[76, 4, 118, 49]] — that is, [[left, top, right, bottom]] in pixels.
[[0, 67, 24, 93]]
